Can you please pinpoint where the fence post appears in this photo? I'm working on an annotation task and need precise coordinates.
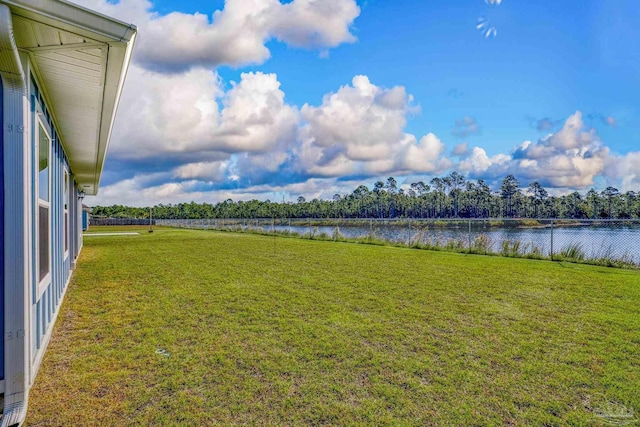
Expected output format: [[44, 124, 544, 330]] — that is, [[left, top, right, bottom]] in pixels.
[[468, 219, 472, 252], [550, 220, 554, 261]]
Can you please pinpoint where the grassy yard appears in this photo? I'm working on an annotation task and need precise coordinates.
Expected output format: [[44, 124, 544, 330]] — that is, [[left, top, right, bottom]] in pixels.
[[26, 226, 640, 426]]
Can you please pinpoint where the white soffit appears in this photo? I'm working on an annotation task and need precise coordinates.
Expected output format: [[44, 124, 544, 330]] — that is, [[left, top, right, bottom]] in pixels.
[[5, 0, 136, 195]]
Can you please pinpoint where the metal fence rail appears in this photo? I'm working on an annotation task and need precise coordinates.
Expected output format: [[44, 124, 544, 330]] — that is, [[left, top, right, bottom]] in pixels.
[[155, 218, 640, 267]]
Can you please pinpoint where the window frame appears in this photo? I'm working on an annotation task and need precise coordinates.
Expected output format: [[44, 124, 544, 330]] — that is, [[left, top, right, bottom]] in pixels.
[[63, 167, 69, 260], [35, 113, 52, 298]]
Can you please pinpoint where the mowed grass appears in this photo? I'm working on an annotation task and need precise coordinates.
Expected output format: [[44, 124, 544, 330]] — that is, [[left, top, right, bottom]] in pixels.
[[26, 226, 640, 426]]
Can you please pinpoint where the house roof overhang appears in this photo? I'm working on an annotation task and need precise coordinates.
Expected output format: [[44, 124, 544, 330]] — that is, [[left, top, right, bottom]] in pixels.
[[1, 0, 136, 195]]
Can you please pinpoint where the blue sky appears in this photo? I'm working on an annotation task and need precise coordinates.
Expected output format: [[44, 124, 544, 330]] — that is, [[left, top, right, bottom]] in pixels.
[[81, 0, 640, 206]]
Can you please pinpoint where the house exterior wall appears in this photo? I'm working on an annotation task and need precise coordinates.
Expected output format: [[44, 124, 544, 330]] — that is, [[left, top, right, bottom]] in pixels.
[[0, 64, 4, 384], [0, 1, 134, 423], [28, 72, 78, 373], [1, 49, 84, 424], [1, 18, 32, 422]]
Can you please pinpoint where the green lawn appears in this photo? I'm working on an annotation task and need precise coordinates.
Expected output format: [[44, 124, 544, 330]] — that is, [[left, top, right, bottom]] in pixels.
[[26, 226, 640, 426]]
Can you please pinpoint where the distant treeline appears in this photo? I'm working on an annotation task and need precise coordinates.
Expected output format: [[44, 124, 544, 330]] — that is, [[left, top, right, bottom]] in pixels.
[[93, 173, 640, 220]]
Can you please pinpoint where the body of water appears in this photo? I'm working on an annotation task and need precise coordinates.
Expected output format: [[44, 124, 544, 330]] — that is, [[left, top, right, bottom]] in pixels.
[[158, 219, 640, 265], [253, 222, 640, 263]]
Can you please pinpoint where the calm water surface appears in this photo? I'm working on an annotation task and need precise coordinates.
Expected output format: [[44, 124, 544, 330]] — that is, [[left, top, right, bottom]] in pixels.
[[159, 219, 639, 264], [258, 223, 640, 262]]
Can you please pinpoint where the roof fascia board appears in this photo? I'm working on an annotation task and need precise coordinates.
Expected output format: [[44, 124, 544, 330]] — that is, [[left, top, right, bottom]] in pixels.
[[1, 0, 137, 43], [91, 30, 136, 195]]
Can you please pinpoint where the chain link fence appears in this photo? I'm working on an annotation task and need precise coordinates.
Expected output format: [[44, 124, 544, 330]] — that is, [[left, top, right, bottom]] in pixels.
[[154, 218, 639, 267], [91, 218, 157, 226]]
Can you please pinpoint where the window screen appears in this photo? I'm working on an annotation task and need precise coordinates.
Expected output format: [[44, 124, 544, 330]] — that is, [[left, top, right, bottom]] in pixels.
[[38, 122, 49, 202], [65, 212, 68, 252], [39, 205, 49, 282], [64, 171, 69, 254]]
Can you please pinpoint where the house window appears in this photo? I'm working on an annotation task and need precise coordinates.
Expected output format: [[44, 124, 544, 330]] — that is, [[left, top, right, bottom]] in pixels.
[[39, 205, 49, 281], [37, 118, 51, 287], [38, 122, 49, 202], [64, 169, 69, 257]]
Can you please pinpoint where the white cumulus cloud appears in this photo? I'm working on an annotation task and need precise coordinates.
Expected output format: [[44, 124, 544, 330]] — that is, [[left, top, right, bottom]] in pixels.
[[109, 65, 224, 160], [461, 111, 610, 189], [606, 151, 640, 192], [217, 72, 299, 153], [73, 0, 360, 72], [110, 68, 297, 166], [295, 75, 448, 178], [300, 75, 411, 161], [173, 161, 230, 181], [401, 133, 453, 174]]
